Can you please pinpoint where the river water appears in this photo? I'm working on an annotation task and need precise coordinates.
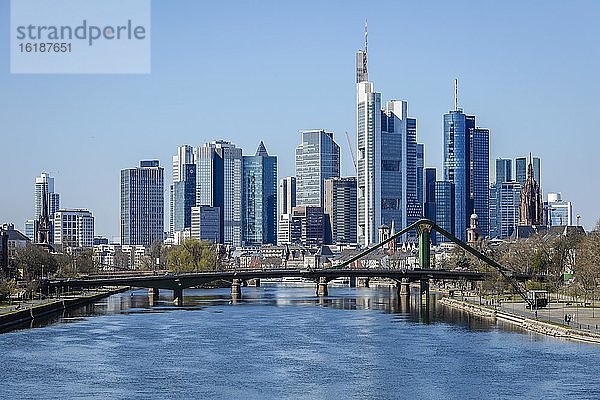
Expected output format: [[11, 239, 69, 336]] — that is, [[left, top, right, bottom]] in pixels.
[[1, 285, 599, 399]]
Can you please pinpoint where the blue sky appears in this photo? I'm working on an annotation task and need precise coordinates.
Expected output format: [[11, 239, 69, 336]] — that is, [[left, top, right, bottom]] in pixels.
[[1, 0, 599, 239]]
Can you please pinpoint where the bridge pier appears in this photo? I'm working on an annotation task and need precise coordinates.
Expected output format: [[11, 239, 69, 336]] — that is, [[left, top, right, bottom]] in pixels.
[[148, 288, 159, 306], [173, 287, 183, 307], [231, 279, 242, 299], [398, 278, 410, 296], [316, 277, 328, 297], [349, 276, 356, 288]]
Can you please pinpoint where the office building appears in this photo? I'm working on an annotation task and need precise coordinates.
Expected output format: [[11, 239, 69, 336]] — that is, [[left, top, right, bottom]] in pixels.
[[516, 156, 541, 187], [324, 177, 357, 244], [170, 145, 195, 234], [279, 177, 296, 216], [277, 213, 302, 245], [434, 181, 454, 244], [291, 206, 324, 248], [191, 206, 220, 243], [30, 172, 60, 243], [442, 80, 490, 240], [417, 143, 424, 213], [53, 209, 95, 248], [356, 36, 420, 246], [295, 130, 340, 207], [424, 168, 437, 244], [196, 140, 242, 246], [243, 142, 277, 246], [173, 163, 196, 232], [494, 158, 513, 184], [490, 182, 521, 238], [120, 160, 164, 247], [546, 193, 572, 226]]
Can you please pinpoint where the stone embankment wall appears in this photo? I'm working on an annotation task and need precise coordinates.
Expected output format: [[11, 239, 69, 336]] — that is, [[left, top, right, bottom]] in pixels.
[[440, 297, 600, 344], [0, 288, 127, 331]]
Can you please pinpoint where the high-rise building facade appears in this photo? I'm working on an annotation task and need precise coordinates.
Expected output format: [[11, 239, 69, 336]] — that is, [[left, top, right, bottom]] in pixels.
[[170, 145, 195, 234], [546, 192, 572, 226], [416, 143, 425, 215], [494, 158, 513, 185], [356, 61, 419, 246], [434, 181, 454, 244], [291, 206, 324, 248], [53, 209, 94, 248], [29, 172, 60, 243], [191, 206, 221, 243], [516, 156, 541, 187], [424, 168, 437, 243], [490, 182, 521, 238], [173, 163, 196, 232], [470, 127, 490, 238], [442, 85, 490, 241], [196, 140, 243, 246], [279, 177, 296, 216], [242, 142, 277, 246], [324, 177, 357, 244], [295, 130, 340, 208], [120, 160, 164, 247]]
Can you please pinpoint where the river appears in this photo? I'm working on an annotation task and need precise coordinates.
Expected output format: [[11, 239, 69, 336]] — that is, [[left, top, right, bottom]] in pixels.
[[1, 285, 598, 399]]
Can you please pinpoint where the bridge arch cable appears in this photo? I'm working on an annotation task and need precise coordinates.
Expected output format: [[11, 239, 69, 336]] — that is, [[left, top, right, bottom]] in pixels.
[[333, 219, 534, 308]]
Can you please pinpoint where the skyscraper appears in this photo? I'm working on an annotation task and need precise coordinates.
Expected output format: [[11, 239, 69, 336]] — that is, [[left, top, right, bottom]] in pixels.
[[416, 143, 425, 215], [120, 160, 164, 247], [470, 127, 490, 238], [356, 34, 419, 246], [424, 168, 437, 243], [443, 80, 490, 240], [172, 163, 196, 232], [494, 158, 513, 184], [242, 142, 278, 246], [170, 145, 195, 234], [29, 172, 60, 243], [434, 181, 454, 244], [516, 156, 541, 187], [191, 206, 220, 243], [295, 130, 340, 207], [196, 140, 243, 246], [279, 177, 296, 216], [324, 177, 357, 244]]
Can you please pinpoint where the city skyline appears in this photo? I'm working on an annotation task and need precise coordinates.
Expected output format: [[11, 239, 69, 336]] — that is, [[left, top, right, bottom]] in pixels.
[[1, 1, 599, 238]]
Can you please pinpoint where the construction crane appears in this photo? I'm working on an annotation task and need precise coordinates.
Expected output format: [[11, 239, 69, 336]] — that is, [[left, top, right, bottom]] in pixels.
[[345, 131, 357, 173]]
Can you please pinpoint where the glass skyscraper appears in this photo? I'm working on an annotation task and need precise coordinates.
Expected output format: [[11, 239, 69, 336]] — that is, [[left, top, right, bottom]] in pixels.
[[173, 163, 196, 232], [516, 156, 541, 187], [120, 160, 164, 247], [243, 142, 277, 246], [443, 107, 490, 240], [170, 145, 194, 235], [196, 141, 243, 246], [295, 130, 340, 208], [356, 85, 419, 246], [434, 181, 454, 244]]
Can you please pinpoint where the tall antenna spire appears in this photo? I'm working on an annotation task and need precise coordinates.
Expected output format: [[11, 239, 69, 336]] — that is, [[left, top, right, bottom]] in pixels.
[[454, 78, 459, 111], [363, 19, 368, 78], [356, 20, 369, 83]]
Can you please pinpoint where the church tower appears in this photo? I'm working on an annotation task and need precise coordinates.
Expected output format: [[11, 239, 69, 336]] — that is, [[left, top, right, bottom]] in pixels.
[[519, 154, 543, 226]]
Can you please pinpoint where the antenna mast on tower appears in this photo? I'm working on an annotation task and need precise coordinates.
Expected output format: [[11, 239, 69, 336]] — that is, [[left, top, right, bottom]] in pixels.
[[454, 78, 459, 111]]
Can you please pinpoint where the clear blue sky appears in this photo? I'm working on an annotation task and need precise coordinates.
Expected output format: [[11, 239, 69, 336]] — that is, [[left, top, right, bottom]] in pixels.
[[1, 0, 599, 240]]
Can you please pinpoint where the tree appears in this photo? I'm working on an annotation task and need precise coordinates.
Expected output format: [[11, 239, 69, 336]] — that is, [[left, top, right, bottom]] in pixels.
[[14, 244, 58, 280], [168, 239, 217, 273]]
